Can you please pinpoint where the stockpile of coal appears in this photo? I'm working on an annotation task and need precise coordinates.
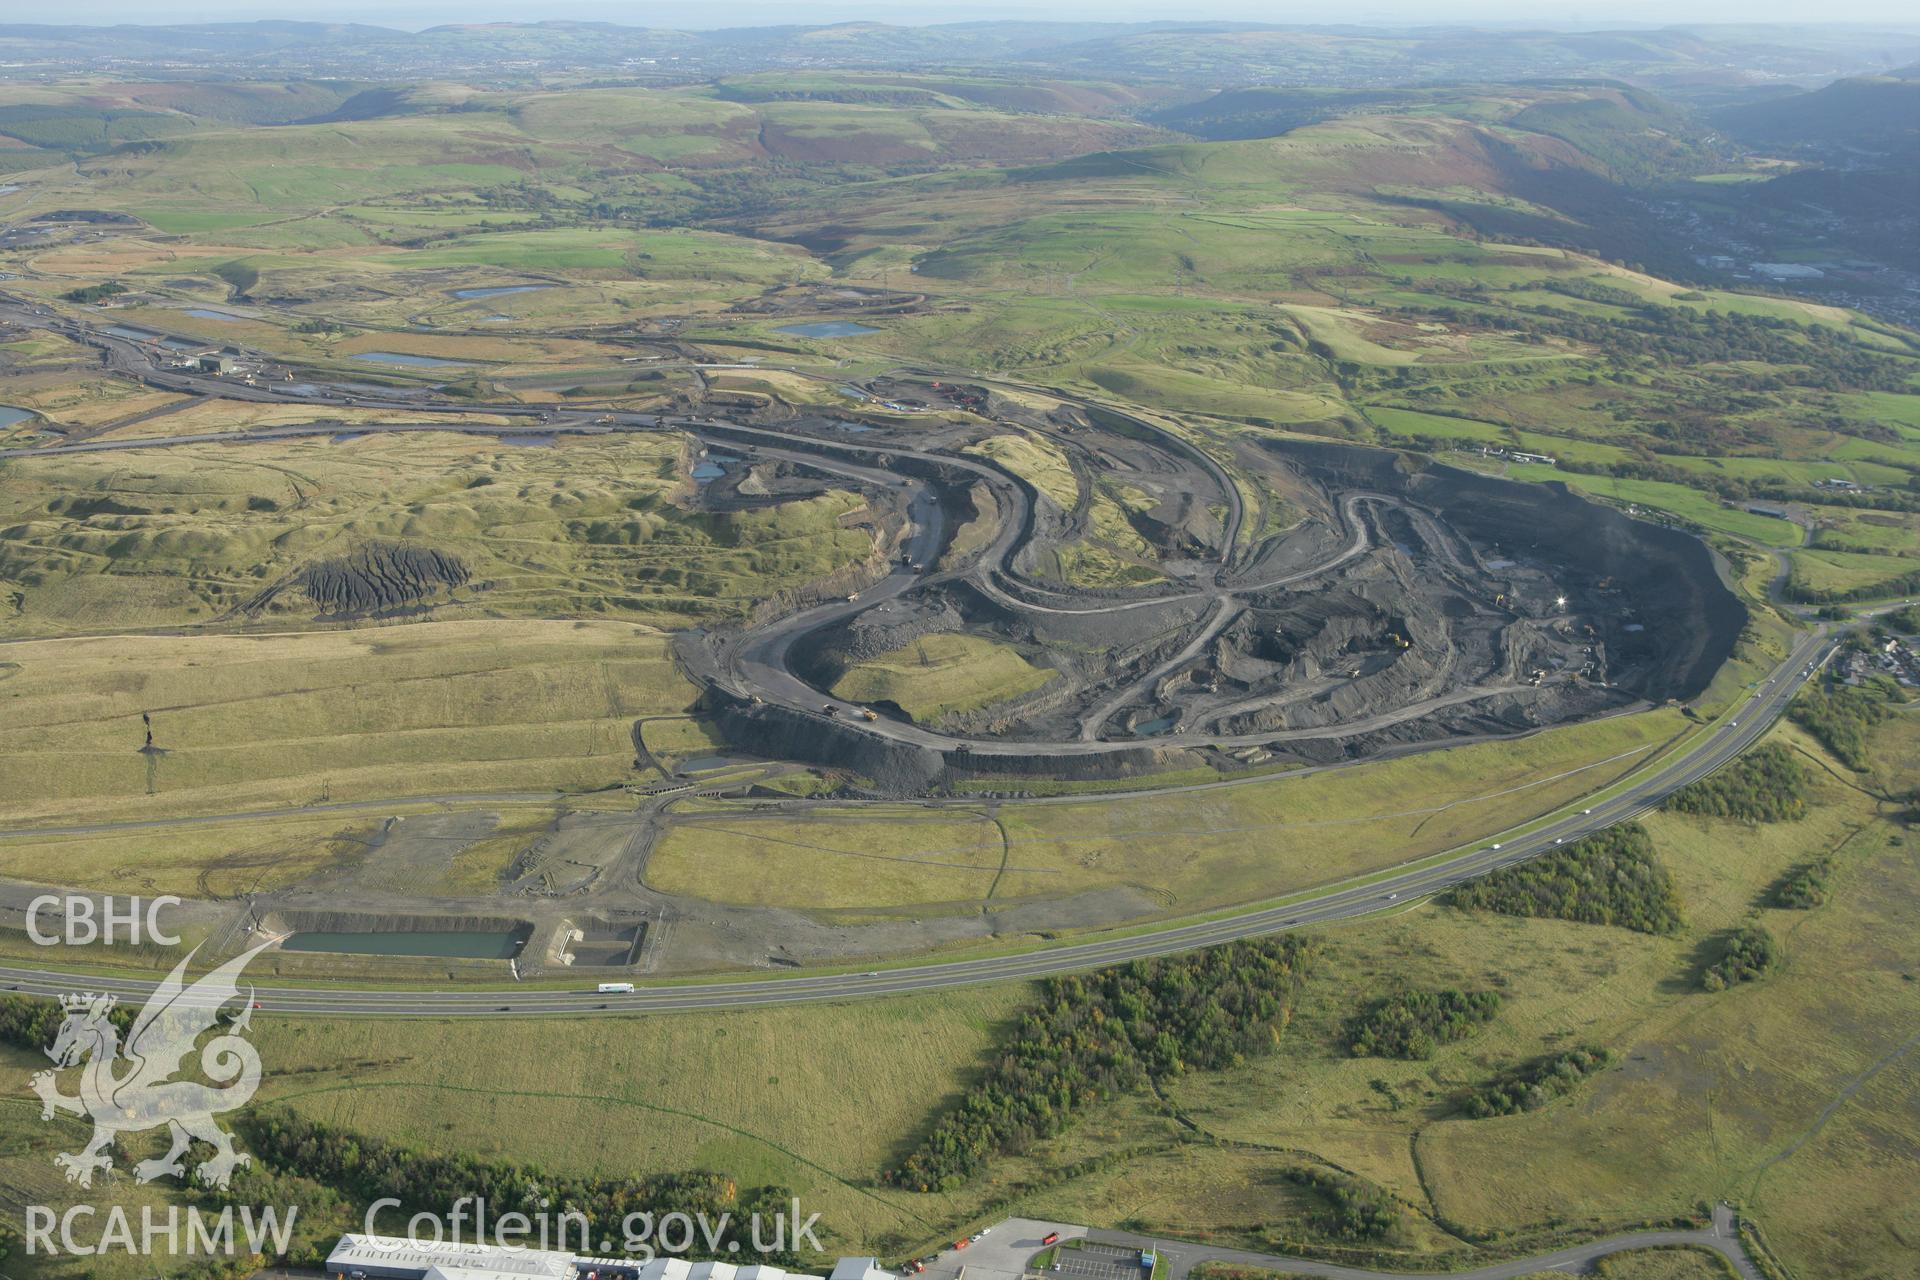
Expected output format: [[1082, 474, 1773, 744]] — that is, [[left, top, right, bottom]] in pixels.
[[245, 541, 470, 619]]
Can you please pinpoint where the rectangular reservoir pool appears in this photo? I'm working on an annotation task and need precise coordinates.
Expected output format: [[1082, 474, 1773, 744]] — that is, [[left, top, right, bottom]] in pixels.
[[353, 351, 467, 368], [281, 930, 525, 959], [451, 285, 547, 300], [774, 320, 879, 338]]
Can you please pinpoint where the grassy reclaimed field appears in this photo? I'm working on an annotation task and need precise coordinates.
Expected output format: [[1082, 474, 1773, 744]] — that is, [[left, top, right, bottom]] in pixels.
[[646, 710, 1689, 917], [0, 619, 697, 827], [830, 633, 1059, 723], [647, 807, 1010, 911]]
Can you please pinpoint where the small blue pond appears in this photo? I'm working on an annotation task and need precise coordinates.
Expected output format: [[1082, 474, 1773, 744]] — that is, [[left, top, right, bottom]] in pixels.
[[776, 321, 879, 338]]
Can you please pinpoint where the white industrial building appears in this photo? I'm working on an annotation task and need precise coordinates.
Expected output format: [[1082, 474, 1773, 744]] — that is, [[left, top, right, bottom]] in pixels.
[[328, 1235, 846, 1280]]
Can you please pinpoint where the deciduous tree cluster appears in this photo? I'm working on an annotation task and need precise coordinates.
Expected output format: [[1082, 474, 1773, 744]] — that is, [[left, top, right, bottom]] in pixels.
[[1464, 1046, 1614, 1118], [1346, 988, 1501, 1060], [888, 937, 1318, 1192], [1448, 823, 1684, 934], [1790, 685, 1892, 770], [1664, 743, 1810, 822], [1703, 924, 1780, 991], [1773, 857, 1835, 908], [242, 1113, 801, 1263]]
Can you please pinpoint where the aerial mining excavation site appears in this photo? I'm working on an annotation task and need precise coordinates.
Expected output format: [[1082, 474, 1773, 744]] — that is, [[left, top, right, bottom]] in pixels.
[[680, 383, 1745, 791], [0, 302, 1753, 975]]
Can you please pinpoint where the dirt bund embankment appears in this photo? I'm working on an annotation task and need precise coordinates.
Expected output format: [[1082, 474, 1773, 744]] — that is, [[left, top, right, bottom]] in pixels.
[[1265, 439, 1743, 703], [709, 691, 1205, 792]]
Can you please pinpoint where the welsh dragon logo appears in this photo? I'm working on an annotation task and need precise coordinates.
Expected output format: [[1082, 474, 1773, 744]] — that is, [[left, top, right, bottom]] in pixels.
[[31, 942, 272, 1189]]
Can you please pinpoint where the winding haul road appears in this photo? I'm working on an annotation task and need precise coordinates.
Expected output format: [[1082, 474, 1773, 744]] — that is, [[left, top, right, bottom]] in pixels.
[[962, 1210, 1764, 1280]]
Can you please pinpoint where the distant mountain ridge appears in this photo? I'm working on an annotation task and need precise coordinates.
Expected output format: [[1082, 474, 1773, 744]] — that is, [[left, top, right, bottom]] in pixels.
[[2, 19, 1917, 93], [1712, 74, 1920, 154], [1151, 80, 1726, 186]]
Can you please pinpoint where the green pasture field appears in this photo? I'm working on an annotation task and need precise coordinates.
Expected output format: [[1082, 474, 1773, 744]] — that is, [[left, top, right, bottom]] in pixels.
[[1507, 465, 1803, 546], [1789, 548, 1915, 597], [1813, 511, 1919, 554], [1365, 406, 1511, 444], [1843, 391, 1920, 438]]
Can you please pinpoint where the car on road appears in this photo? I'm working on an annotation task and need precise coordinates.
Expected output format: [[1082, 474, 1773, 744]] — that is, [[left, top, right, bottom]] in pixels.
[[1489, 842, 1502, 850], [1553, 837, 1564, 844], [1582, 808, 1592, 814], [1042, 1233, 1060, 1246]]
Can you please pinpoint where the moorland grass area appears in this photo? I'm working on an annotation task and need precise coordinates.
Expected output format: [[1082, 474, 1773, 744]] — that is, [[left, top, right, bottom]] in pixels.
[[0, 982, 1029, 1279], [0, 431, 874, 634], [999, 719, 1917, 1279]]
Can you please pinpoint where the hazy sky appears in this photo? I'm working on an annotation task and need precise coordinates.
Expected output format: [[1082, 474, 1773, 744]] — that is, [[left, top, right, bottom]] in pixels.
[[23, 0, 1920, 29]]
